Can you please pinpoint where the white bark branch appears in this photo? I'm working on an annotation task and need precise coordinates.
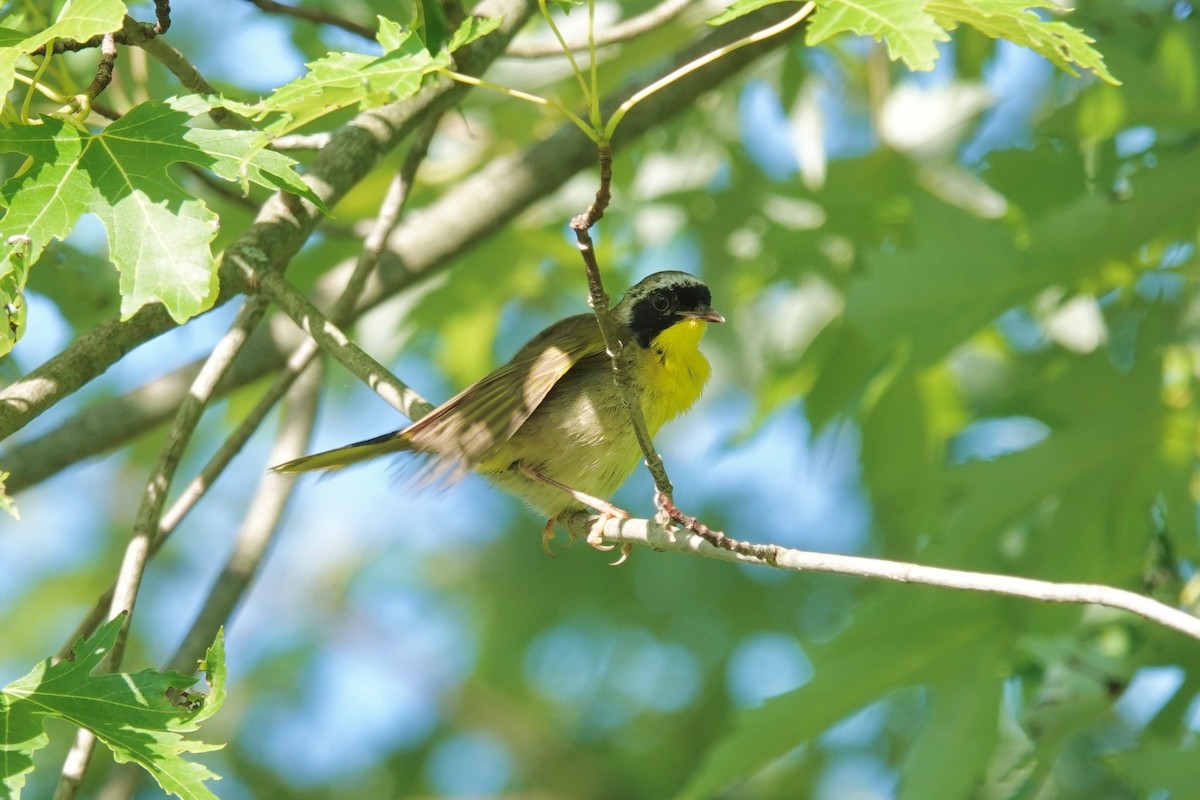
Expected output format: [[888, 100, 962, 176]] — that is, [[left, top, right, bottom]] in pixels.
[[571, 515, 1200, 641]]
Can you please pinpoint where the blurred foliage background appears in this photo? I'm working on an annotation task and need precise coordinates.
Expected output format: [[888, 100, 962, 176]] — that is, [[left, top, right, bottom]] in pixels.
[[3, 0, 1200, 797]]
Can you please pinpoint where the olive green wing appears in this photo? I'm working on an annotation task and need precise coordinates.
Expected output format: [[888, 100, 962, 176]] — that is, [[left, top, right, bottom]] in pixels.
[[274, 314, 606, 476], [404, 313, 604, 466]]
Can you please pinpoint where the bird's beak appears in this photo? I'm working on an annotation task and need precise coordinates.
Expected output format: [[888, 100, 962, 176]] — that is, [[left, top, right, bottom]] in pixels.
[[682, 306, 726, 324]]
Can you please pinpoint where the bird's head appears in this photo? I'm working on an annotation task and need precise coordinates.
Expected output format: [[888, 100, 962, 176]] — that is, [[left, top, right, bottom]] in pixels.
[[614, 271, 725, 349]]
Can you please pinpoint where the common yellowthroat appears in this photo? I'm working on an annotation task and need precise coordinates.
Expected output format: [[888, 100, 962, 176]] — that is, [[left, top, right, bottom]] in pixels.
[[273, 271, 723, 550]]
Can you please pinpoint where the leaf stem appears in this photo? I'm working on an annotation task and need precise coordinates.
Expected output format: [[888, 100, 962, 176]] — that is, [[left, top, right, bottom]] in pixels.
[[439, 67, 601, 142], [587, 0, 601, 130], [18, 48, 62, 123], [537, 0, 594, 104], [604, 1, 816, 140]]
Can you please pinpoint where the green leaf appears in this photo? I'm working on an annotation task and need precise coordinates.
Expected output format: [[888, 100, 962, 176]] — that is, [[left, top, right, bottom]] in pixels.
[[0, 617, 225, 800], [448, 16, 503, 52], [928, 0, 1118, 84], [708, 0, 797, 26], [1106, 738, 1200, 794], [679, 595, 1008, 799], [418, 0, 449, 53], [898, 662, 1003, 799], [0, 102, 318, 323], [807, 0, 950, 71], [844, 197, 1030, 369], [0, 469, 16, 520], [227, 17, 448, 134], [0, 235, 30, 356], [0, 0, 126, 98]]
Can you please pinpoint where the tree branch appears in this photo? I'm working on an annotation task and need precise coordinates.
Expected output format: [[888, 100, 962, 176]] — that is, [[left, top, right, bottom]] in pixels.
[[240, 0, 375, 40], [570, 514, 1200, 641], [571, 147, 676, 502], [251, 268, 429, 419]]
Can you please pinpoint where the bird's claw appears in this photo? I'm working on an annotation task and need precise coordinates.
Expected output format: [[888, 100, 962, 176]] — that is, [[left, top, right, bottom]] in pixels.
[[586, 509, 630, 561]]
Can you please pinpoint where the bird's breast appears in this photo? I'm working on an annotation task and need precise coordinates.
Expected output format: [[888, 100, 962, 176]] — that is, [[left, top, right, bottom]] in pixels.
[[635, 319, 712, 432]]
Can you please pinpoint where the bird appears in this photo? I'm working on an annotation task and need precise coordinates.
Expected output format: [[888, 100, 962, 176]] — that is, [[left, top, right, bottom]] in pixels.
[[272, 270, 724, 555]]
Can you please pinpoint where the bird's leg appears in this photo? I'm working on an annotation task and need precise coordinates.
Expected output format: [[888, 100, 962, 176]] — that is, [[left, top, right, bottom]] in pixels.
[[517, 463, 630, 556]]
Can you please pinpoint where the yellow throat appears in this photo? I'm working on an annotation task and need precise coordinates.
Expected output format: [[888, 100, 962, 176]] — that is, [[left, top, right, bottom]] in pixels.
[[637, 318, 712, 432]]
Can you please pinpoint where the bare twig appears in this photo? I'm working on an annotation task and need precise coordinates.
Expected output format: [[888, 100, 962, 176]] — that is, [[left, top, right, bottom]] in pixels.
[[570, 147, 676, 502], [168, 363, 321, 675], [84, 33, 117, 99], [240, 0, 375, 40], [35, 4, 170, 56], [250, 267, 426, 418], [570, 514, 1200, 642], [508, 0, 692, 57], [54, 295, 268, 800], [122, 22, 247, 130], [152, 0, 172, 34]]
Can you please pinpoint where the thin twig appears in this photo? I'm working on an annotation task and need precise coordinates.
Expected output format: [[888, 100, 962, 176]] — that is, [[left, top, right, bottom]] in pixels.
[[152, 0, 172, 34], [34, 6, 170, 56], [125, 23, 247, 130], [168, 363, 322, 675], [508, 0, 692, 57], [54, 295, 269, 800], [570, 514, 1200, 642], [84, 33, 117, 99], [571, 148, 675, 503], [250, 267, 426, 418], [604, 1, 816, 140], [240, 0, 375, 40]]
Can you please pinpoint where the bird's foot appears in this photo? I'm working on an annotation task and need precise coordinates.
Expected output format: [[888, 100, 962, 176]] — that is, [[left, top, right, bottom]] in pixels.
[[520, 463, 631, 562], [586, 508, 632, 566]]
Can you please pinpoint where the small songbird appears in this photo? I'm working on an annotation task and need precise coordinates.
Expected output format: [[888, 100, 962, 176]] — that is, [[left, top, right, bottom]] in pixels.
[[273, 271, 724, 553]]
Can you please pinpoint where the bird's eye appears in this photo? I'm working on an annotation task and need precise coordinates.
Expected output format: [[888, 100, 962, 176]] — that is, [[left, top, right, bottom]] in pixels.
[[651, 292, 671, 313]]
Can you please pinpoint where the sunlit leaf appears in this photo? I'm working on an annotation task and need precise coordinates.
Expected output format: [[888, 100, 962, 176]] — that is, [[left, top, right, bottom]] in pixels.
[[0, 617, 225, 800], [928, 0, 1118, 84], [708, 0, 797, 26], [225, 17, 449, 134], [0, 102, 318, 323], [807, 0, 950, 71]]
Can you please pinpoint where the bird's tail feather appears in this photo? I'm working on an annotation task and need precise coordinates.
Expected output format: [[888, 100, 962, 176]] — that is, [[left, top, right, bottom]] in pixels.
[[272, 430, 410, 473]]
